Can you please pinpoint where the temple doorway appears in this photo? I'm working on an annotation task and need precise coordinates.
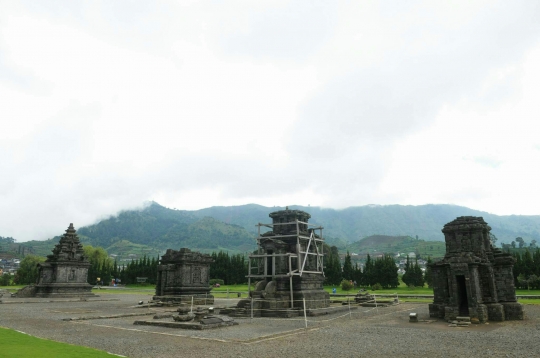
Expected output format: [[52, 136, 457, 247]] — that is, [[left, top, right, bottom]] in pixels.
[[456, 275, 469, 316], [266, 250, 273, 276]]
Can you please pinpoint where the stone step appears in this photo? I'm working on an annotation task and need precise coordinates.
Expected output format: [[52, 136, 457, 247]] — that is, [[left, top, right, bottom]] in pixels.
[[456, 316, 471, 322]]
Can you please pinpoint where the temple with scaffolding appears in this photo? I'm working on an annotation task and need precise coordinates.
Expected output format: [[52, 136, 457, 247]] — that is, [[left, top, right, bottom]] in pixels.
[[242, 208, 330, 317]]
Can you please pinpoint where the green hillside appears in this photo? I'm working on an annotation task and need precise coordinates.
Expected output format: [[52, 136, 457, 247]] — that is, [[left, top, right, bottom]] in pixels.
[[17, 203, 257, 260], [193, 204, 540, 244], [73, 204, 257, 255], [13, 202, 540, 260]]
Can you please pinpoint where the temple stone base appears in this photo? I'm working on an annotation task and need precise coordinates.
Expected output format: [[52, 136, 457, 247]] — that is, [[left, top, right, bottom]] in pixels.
[[485, 303, 505, 321], [473, 304, 488, 323], [443, 306, 459, 321], [12, 285, 37, 298], [502, 302, 524, 320], [153, 294, 214, 305], [293, 290, 330, 310], [34, 283, 95, 298], [428, 303, 445, 319]]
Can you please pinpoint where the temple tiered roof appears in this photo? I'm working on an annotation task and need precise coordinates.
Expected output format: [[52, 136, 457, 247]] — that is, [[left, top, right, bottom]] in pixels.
[[46, 223, 87, 262]]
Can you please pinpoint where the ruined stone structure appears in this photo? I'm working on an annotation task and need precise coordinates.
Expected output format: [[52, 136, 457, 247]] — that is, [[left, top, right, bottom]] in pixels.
[[154, 248, 214, 304], [244, 208, 330, 317], [429, 216, 523, 322], [34, 223, 95, 298]]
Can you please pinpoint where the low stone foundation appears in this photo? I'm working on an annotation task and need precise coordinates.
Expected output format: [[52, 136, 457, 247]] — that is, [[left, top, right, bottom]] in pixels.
[[13, 285, 37, 298], [503, 302, 524, 320], [134, 315, 237, 330], [34, 283, 95, 298], [485, 303, 504, 321], [152, 294, 214, 305]]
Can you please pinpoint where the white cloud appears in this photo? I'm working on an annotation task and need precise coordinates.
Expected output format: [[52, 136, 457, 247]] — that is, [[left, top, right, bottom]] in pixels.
[[1, 0, 540, 241]]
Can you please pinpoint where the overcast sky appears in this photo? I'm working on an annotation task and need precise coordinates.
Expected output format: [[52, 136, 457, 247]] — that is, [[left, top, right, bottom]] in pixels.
[[2, 1, 540, 242]]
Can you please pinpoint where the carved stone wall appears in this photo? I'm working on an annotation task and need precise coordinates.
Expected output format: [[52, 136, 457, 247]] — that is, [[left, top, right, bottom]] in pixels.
[[154, 248, 214, 304]]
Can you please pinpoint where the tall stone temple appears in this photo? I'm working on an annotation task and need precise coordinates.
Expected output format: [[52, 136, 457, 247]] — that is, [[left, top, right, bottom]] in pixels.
[[244, 208, 330, 317], [429, 216, 523, 322], [35, 223, 95, 298]]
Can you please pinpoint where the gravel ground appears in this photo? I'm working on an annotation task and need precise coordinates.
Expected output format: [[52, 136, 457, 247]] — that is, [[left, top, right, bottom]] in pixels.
[[1, 294, 539, 358]]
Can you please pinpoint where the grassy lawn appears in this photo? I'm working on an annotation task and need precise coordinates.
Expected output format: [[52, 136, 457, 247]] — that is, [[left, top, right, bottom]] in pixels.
[[516, 289, 540, 295], [91, 284, 154, 295], [0, 285, 25, 293], [6, 282, 540, 302], [0, 326, 120, 358]]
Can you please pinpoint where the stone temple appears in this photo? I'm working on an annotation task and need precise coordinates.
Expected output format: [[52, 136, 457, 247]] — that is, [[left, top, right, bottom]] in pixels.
[[34, 223, 95, 298], [242, 208, 330, 317], [154, 248, 214, 304], [429, 216, 524, 322]]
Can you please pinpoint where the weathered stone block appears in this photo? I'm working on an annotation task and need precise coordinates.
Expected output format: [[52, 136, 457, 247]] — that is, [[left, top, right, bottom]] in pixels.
[[485, 303, 504, 321], [428, 303, 445, 318], [502, 302, 524, 320]]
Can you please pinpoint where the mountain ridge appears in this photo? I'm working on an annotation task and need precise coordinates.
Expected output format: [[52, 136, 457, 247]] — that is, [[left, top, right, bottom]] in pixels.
[[15, 202, 540, 260]]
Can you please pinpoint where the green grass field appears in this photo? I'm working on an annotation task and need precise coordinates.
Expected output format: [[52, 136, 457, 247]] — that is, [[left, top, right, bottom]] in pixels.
[[0, 327, 119, 358], [5, 282, 540, 301]]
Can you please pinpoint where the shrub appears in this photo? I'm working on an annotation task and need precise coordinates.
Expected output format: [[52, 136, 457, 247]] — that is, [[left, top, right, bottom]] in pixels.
[[0, 273, 11, 286], [341, 279, 354, 291], [371, 283, 383, 291], [209, 279, 224, 286]]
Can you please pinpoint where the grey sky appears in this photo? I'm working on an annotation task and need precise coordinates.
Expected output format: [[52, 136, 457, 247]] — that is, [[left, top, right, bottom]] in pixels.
[[1, 1, 540, 242]]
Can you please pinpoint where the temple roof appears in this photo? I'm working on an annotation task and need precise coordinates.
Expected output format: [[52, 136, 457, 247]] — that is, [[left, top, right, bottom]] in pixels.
[[46, 223, 88, 262], [269, 208, 311, 221]]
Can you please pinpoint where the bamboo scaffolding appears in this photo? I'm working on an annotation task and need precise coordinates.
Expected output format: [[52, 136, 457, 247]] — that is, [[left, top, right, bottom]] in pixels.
[[247, 219, 325, 309]]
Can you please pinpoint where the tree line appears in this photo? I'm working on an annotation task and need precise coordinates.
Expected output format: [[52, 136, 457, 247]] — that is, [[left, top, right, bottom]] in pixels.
[[511, 248, 540, 290], [501, 237, 537, 250], [209, 251, 248, 285], [8, 247, 250, 286], [401, 255, 427, 287], [324, 249, 402, 289]]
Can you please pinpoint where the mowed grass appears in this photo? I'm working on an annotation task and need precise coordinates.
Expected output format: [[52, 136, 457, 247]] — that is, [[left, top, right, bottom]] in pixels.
[[91, 285, 154, 295], [1, 285, 26, 293], [6, 282, 540, 301], [0, 327, 119, 358]]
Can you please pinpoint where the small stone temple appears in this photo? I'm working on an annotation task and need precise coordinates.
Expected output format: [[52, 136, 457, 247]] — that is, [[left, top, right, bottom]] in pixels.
[[34, 223, 95, 298], [154, 248, 214, 304], [242, 208, 330, 317], [429, 216, 524, 322]]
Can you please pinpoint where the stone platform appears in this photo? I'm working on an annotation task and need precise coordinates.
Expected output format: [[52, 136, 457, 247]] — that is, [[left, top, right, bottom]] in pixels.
[[134, 315, 238, 330], [152, 294, 214, 305]]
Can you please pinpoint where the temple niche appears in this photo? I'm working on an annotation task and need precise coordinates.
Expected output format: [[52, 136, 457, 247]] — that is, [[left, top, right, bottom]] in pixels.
[[429, 216, 524, 322], [34, 223, 95, 298], [243, 208, 330, 317], [154, 248, 214, 304]]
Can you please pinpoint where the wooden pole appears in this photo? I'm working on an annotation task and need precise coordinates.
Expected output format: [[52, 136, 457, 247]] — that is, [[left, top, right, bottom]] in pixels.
[[303, 298, 308, 329], [289, 255, 294, 309]]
